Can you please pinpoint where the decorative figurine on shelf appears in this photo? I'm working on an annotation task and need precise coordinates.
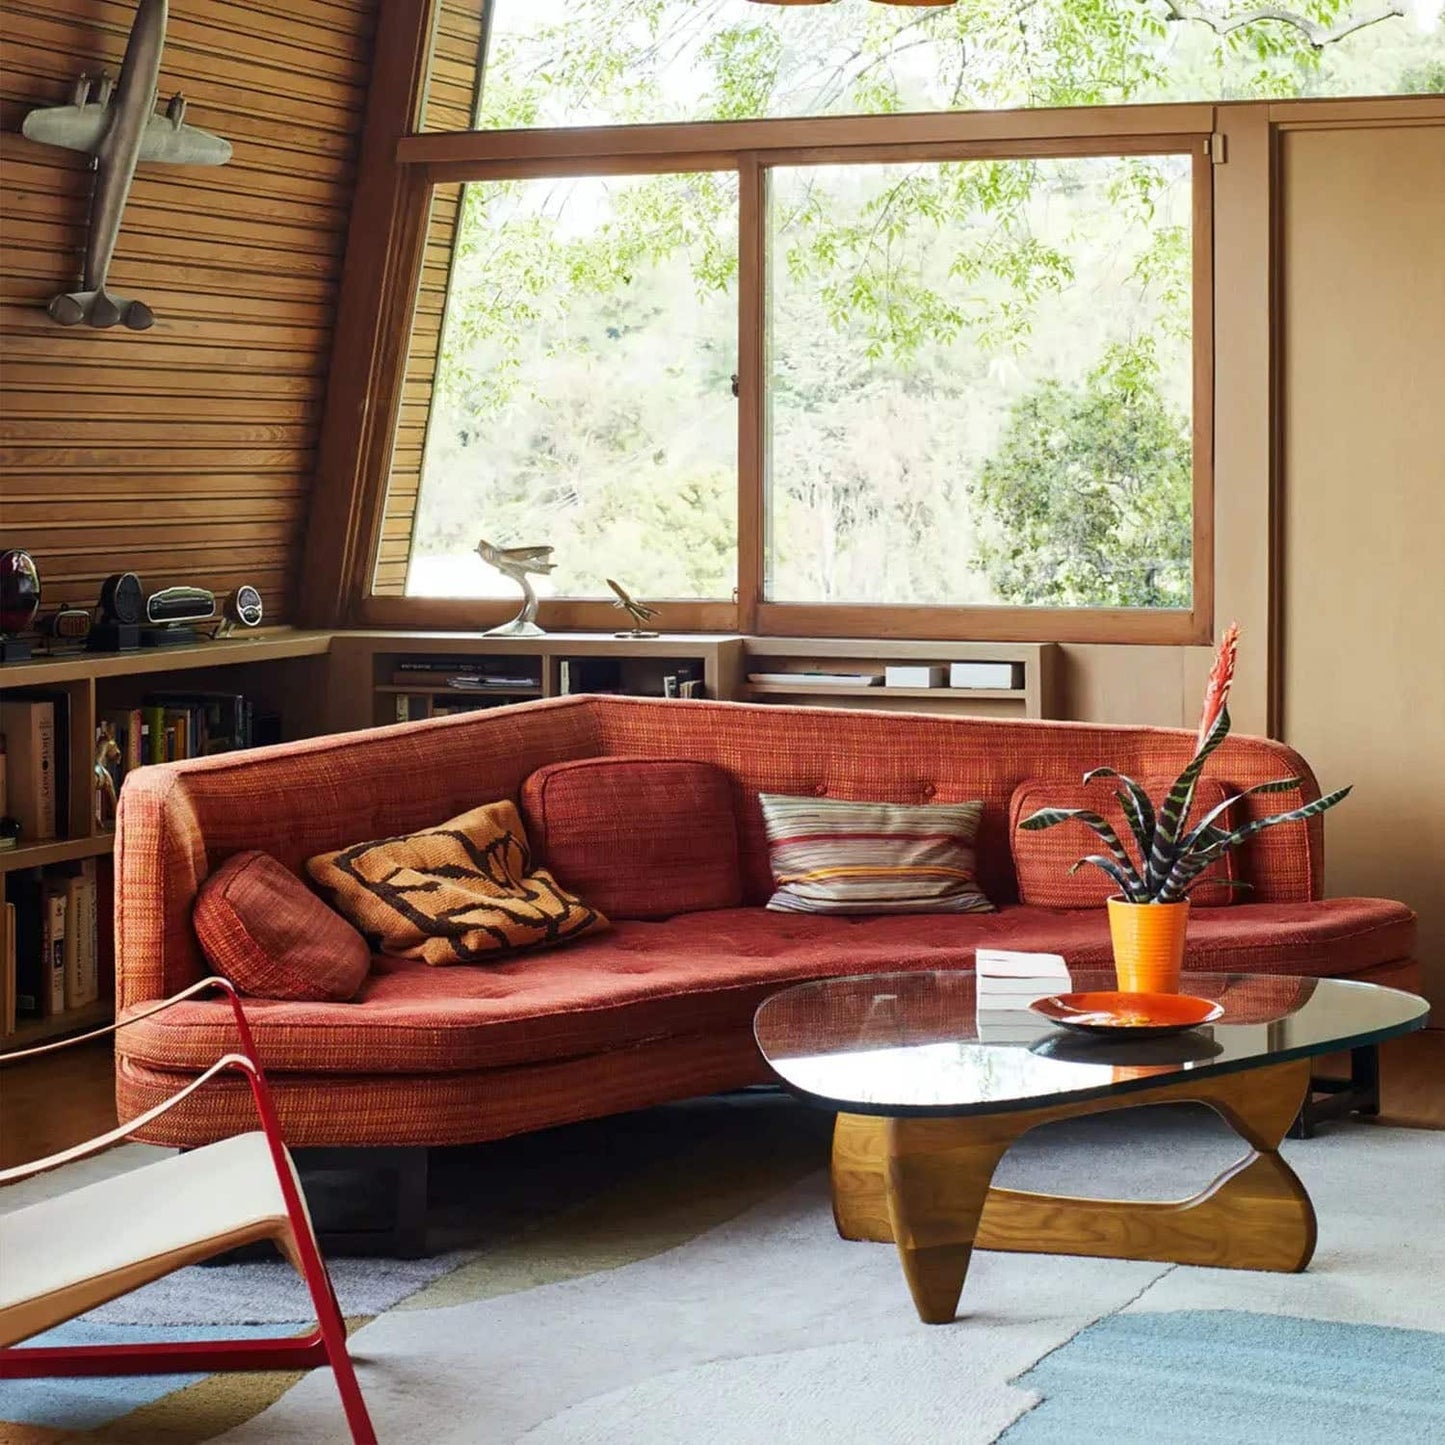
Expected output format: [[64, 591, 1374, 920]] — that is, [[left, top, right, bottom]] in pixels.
[[607, 578, 660, 639], [1, 548, 42, 663], [477, 538, 555, 638], [93, 720, 123, 830]]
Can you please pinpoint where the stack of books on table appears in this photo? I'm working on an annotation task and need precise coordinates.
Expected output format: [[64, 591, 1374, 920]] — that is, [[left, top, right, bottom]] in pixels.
[[974, 949, 1070, 1044]]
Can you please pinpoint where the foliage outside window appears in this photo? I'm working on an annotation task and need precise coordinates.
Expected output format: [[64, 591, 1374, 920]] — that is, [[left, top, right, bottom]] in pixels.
[[478, 0, 1443, 130], [382, 0, 1441, 619]]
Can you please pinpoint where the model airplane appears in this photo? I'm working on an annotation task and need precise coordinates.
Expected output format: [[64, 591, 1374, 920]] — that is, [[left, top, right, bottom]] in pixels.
[[21, 0, 231, 330], [477, 539, 556, 637], [607, 578, 660, 638]]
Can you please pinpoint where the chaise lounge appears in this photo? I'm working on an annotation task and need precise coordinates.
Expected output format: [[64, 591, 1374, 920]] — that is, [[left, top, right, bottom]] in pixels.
[[111, 694, 1418, 1151]]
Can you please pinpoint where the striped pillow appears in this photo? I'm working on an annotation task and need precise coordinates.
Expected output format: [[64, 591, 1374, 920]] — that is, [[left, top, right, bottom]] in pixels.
[[759, 794, 995, 915]]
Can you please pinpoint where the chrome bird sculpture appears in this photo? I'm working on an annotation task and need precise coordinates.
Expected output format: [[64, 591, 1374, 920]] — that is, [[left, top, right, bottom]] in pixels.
[[22, 0, 232, 329], [477, 539, 556, 637], [607, 578, 660, 638]]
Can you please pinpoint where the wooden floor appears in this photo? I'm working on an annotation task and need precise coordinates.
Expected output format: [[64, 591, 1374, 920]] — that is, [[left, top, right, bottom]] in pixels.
[[3, 1031, 1442, 1171]]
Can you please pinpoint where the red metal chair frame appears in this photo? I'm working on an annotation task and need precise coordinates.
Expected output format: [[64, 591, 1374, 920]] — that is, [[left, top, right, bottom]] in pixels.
[[0, 977, 378, 1445]]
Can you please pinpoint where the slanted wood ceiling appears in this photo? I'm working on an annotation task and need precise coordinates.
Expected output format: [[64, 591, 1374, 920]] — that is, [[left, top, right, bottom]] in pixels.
[[0, 0, 379, 623]]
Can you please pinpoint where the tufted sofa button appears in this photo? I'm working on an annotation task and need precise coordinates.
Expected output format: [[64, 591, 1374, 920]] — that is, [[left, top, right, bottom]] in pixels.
[[813, 783, 827, 796], [922, 783, 937, 798]]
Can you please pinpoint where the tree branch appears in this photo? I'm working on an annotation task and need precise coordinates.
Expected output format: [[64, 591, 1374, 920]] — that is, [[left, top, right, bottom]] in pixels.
[[1160, 0, 1406, 49]]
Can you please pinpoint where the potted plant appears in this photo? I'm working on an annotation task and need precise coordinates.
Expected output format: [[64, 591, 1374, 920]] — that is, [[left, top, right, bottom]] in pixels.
[[1017, 625, 1351, 993]]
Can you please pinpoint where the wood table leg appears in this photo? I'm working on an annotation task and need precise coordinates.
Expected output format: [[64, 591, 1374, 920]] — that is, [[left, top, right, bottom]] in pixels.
[[884, 1115, 1020, 1324], [835, 1058, 1317, 1324]]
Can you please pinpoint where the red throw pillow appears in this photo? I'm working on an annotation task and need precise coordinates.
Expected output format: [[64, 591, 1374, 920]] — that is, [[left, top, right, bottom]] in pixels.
[[194, 850, 371, 1001], [1010, 775, 1239, 908], [520, 757, 741, 920]]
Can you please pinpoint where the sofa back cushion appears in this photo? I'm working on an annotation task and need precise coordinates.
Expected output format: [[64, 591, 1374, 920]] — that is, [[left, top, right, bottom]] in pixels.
[[193, 849, 371, 1001], [521, 757, 741, 920], [760, 793, 994, 915], [1009, 775, 1240, 908]]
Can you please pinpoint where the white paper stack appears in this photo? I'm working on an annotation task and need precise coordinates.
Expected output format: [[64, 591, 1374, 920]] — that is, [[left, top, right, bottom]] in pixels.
[[975, 948, 1070, 1042]]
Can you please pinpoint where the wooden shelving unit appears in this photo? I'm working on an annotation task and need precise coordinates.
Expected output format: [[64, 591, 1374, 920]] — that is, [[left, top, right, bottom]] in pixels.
[[1, 625, 1057, 1055], [1, 629, 334, 1053], [740, 638, 1058, 719], [327, 630, 748, 730]]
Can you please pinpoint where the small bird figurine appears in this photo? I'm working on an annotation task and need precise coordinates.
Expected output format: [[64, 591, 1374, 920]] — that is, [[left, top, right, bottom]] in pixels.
[[607, 578, 660, 638], [477, 538, 555, 637]]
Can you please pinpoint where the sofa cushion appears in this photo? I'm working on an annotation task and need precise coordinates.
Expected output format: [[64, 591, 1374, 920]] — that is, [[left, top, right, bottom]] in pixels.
[[121, 897, 1415, 1076], [520, 757, 741, 920], [1010, 775, 1240, 908], [760, 794, 994, 914], [192, 850, 371, 1002], [306, 800, 607, 965]]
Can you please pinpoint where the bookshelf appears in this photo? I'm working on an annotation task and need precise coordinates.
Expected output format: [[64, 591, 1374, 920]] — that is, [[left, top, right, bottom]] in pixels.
[[326, 631, 748, 730], [0, 630, 332, 1051], [1, 626, 1058, 1053], [739, 639, 1058, 719]]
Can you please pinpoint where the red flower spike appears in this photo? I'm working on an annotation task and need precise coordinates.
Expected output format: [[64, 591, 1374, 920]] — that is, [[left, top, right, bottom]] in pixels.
[[1196, 621, 1240, 753]]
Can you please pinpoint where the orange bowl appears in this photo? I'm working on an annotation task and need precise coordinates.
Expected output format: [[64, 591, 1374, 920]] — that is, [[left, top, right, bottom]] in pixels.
[[1030, 990, 1224, 1038]]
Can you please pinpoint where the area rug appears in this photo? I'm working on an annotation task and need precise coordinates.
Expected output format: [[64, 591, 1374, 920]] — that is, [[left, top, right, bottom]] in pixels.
[[3, 1098, 1442, 1444]]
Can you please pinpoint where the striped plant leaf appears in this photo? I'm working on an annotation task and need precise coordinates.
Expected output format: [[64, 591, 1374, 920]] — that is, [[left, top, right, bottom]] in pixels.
[[1017, 807, 1145, 895], [1188, 786, 1354, 868], [1144, 704, 1233, 889], [1083, 767, 1155, 865], [1068, 854, 1148, 902], [1175, 777, 1304, 858], [1182, 877, 1254, 898]]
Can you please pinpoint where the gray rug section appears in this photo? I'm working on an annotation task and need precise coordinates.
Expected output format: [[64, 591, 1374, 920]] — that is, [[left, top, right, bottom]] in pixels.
[[213, 1120, 1445, 1445], [84, 1100, 1244, 1326]]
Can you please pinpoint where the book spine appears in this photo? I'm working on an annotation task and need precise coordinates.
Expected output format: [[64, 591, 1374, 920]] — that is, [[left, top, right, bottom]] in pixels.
[[144, 705, 166, 764], [63, 875, 84, 1008], [126, 709, 144, 773], [35, 705, 57, 840], [2, 901, 15, 1035], [79, 865, 99, 1006], [44, 886, 66, 1015], [0, 701, 56, 841]]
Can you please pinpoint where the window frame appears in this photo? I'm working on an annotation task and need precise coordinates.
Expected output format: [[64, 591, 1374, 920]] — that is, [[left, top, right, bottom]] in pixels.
[[349, 101, 1217, 645]]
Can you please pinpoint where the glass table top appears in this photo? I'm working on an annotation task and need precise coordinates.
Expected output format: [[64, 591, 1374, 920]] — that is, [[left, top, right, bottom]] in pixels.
[[752, 970, 1429, 1117]]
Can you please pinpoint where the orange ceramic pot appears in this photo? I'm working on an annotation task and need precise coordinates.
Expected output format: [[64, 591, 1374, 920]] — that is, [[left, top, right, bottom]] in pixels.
[[1107, 897, 1190, 994]]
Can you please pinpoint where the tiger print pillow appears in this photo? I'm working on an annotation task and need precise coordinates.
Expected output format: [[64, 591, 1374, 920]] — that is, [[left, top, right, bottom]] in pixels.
[[306, 801, 607, 965]]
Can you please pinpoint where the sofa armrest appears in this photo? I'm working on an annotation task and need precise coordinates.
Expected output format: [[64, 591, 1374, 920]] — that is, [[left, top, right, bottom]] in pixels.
[[115, 768, 211, 1012]]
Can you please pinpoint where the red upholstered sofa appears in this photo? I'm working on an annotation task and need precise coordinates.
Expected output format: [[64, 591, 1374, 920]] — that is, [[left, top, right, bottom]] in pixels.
[[113, 695, 1419, 1148]]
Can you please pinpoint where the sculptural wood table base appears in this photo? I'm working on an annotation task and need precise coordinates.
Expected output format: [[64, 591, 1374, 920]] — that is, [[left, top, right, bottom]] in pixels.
[[831, 1058, 1316, 1325]]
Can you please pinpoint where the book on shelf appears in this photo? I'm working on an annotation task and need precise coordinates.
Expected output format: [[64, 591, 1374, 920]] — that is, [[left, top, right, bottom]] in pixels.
[[2, 901, 16, 1035], [0, 694, 59, 841], [43, 883, 66, 1016], [949, 662, 1024, 690], [747, 672, 883, 687], [6, 870, 45, 1018], [446, 676, 538, 692], [143, 691, 253, 761], [884, 665, 948, 689], [4, 861, 103, 1026], [62, 862, 100, 1009]]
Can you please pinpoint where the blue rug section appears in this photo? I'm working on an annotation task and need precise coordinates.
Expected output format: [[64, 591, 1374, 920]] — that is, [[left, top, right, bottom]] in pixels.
[[0, 1317, 310, 1430], [1002, 1309, 1445, 1445]]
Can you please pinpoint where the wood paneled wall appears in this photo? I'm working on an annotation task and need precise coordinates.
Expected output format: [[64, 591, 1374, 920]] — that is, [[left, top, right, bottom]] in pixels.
[[375, 2, 484, 595], [0, 0, 379, 623]]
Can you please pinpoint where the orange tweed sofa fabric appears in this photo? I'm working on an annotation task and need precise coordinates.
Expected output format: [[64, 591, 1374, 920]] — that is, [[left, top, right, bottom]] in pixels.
[[113, 695, 1419, 1149]]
